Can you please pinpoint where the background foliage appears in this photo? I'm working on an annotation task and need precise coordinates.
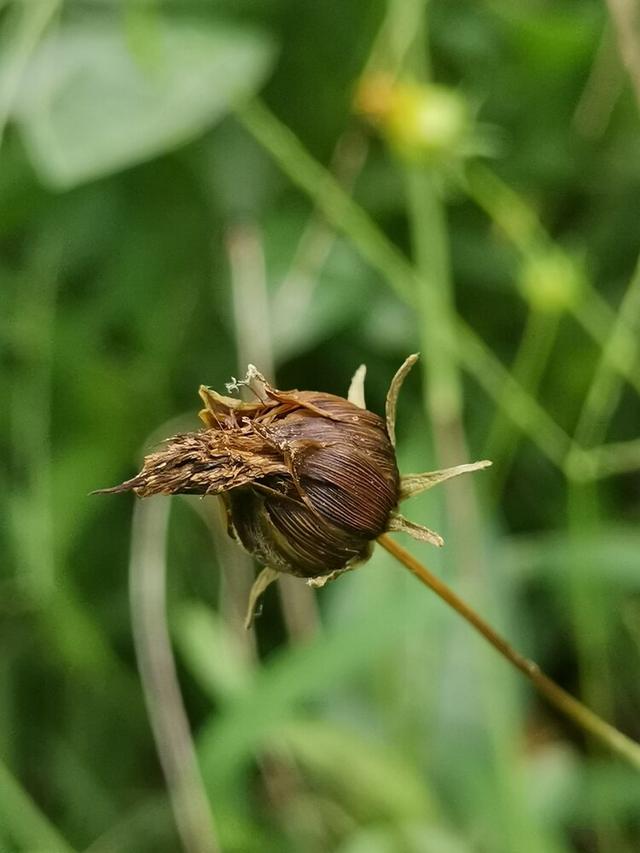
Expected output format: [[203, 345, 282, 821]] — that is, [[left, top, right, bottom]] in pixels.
[[2, 1, 640, 851]]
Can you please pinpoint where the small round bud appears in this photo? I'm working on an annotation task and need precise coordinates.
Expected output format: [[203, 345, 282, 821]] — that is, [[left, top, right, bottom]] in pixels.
[[518, 249, 585, 313], [355, 75, 474, 166]]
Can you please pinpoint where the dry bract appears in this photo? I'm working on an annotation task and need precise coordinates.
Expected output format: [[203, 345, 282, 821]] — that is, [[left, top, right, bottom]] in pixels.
[[96, 356, 490, 626]]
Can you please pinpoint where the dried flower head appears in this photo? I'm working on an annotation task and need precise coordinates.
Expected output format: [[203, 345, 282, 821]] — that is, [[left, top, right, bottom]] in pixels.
[[96, 356, 490, 625]]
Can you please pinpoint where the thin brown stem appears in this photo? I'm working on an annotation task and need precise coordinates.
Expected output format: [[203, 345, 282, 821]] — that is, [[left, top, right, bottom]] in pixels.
[[377, 534, 640, 771]]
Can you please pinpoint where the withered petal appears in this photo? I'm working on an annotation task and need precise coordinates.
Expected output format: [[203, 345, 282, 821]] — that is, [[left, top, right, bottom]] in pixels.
[[387, 513, 444, 547], [347, 364, 367, 409], [399, 460, 492, 501], [385, 353, 419, 447], [245, 567, 279, 629]]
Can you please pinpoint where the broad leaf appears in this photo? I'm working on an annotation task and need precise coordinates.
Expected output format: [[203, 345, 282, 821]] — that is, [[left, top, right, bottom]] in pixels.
[[16, 17, 275, 188]]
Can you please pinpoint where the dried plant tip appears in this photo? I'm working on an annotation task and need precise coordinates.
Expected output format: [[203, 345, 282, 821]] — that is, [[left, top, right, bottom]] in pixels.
[[387, 513, 444, 547], [245, 567, 279, 629], [347, 364, 367, 409], [385, 353, 419, 447], [399, 460, 491, 501]]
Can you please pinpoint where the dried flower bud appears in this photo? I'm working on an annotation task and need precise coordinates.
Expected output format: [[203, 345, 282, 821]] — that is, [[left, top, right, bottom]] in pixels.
[[96, 357, 490, 625]]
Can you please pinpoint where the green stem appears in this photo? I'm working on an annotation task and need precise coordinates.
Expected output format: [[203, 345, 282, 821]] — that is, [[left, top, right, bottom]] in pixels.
[[583, 436, 640, 479], [466, 161, 640, 399], [465, 162, 547, 252], [566, 481, 622, 848], [406, 166, 462, 426], [571, 287, 640, 397], [237, 99, 413, 305], [486, 308, 561, 490], [236, 99, 570, 469], [456, 322, 570, 467], [573, 256, 640, 449]]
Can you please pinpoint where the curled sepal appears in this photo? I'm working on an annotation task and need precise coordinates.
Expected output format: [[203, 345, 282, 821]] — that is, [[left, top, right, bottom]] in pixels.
[[387, 512, 444, 547], [385, 353, 419, 447], [347, 364, 367, 409], [306, 539, 374, 587], [244, 567, 279, 630], [399, 460, 491, 502], [307, 569, 344, 588]]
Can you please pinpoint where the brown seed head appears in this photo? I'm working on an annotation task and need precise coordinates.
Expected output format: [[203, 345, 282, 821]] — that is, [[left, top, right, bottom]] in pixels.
[[96, 357, 491, 626], [97, 369, 399, 578]]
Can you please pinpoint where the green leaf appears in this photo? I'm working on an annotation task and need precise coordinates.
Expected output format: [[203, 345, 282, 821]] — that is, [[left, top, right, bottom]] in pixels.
[[500, 526, 640, 589], [336, 824, 473, 853], [197, 563, 412, 785], [16, 17, 275, 188], [173, 602, 252, 702], [277, 719, 435, 823]]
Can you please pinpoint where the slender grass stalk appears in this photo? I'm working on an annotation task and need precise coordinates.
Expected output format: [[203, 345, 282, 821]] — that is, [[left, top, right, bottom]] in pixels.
[[405, 166, 462, 436], [363, 0, 427, 79], [571, 255, 640, 452], [574, 286, 640, 398], [566, 480, 621, 849], [456, 322, 569, 467], [465, 162, 640, 398], [237, 99, 413, 304], [563, 259, 640, 844], [404, 18, 542, 848], [584, 436, 640, 478], [236, 99, 570, 469], [486, 308, 561, 490], [272, 127, 369, 334], [129, 497, 221, 853], [377, 534, 640, 771], [0, 759, 75, 852], [573, 26, 623, 139]]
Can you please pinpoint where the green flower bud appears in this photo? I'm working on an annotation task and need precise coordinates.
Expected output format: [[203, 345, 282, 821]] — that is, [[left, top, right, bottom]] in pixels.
[[518, 249, 585, 313], [355, 75, 476, 166]]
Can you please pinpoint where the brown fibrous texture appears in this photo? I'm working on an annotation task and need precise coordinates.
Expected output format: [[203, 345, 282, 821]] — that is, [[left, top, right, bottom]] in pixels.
[[96, 381, 400, 578]]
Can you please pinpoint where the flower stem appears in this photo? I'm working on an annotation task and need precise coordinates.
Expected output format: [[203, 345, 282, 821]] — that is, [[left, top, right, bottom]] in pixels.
[[377, 533, 640, 771]]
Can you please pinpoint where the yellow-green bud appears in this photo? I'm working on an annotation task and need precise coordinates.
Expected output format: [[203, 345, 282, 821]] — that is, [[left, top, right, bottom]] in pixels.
[[518, 250, 585, 313]]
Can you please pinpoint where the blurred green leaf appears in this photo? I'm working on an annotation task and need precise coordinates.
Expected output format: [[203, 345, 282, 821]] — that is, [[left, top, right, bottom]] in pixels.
[[198, 576, 410, 783], [0, 759, 74, 853], [173, 601, 251, 701], [269, 231, 378, 362], [501, 526, 640, 588], [336, 823, 473, 853], [277, 718, 435, 823], [15, 17, 275, 188]]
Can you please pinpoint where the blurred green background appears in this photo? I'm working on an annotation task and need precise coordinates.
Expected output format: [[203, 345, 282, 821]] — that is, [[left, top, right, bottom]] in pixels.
[[2, 1, 640, 851]]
